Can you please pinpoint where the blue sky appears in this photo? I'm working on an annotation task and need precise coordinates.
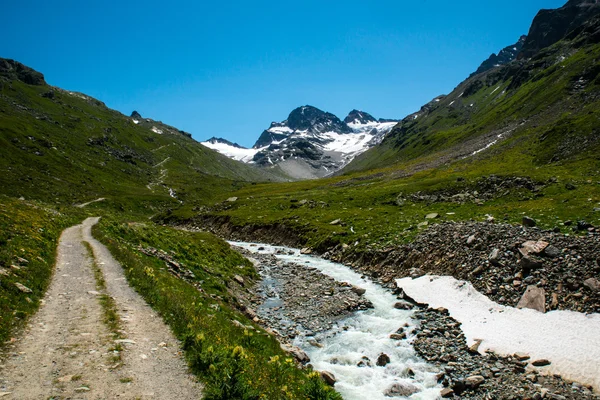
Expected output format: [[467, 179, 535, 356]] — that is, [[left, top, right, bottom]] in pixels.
[[3, 0, 565, 147]]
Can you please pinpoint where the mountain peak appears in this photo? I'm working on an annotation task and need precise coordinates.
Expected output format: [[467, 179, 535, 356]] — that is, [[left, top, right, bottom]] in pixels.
[[286, 105, 352, 134], [344, 110, 377, 125], [131, 110, 142, 119]]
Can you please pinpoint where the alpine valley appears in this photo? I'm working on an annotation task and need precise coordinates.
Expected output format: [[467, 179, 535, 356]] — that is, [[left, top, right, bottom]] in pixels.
[[1, 1, 600, 399]]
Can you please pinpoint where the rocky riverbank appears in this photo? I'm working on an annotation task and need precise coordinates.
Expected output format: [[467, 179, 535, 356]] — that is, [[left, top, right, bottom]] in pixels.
[[323, 220, 600, 314], [230, 245, 373, 341], [410, 306, 599, 399]]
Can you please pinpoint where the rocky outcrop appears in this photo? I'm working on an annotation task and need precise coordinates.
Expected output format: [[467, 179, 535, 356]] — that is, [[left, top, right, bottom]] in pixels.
[[519, 0, 600, 58], [471, 35, 527, 77], [0, 58, 46, 85]]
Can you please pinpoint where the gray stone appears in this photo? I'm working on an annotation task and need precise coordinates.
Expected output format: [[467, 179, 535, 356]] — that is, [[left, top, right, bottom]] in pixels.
[[584, 278, 600, 292], [233, 274, 245, 286], [517, 286, 546, 313], [14, 282, 32, 293], [329, 219, 341, 225], [384, 382, 420, 397], [425, 213, 440, 219], [467, 234, 477, 245], [394, 301, 413, 310], [522, 216, 537, 227], [520, 240, 549, 256], [465, 375, 485, 388], [351, 286, 366, 296], [226, 197, 238, 202]]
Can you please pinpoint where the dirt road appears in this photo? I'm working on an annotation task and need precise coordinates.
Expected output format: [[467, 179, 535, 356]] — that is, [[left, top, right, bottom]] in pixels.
[[0, 217, 202, 399]]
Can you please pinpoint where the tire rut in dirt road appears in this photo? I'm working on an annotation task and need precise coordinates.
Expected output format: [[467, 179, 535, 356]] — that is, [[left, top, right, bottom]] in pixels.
[[0, 217, 202, 399]]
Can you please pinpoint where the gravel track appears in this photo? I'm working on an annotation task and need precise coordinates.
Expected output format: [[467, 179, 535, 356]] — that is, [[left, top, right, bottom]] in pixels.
[[0, 217, 201, 399]]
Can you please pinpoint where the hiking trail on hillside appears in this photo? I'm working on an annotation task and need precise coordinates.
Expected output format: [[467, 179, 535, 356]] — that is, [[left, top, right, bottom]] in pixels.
[[0, 217, 201, 399]]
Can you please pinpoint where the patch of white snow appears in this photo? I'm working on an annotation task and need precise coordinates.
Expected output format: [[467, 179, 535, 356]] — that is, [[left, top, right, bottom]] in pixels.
[[396, 275, 600, 391]]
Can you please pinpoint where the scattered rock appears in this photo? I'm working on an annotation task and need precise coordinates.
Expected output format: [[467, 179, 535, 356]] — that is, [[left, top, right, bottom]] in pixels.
[[489, 248, 502, 266], [468, 339, 483, 354], [394, 300, 414, 310], [300, 247, 312, 255], [357, 356, 372, 368], [514, 352, 530, 361], [282, 345, 310, 364], [584, 278, 600, 292], [440, 388, 454, 398], [517, 286, 546, 313], [233, 274, 245, 286], [466, 235, 477, 245], [351, 286, 366, 296], [384, 382, 420, 397], [425, 213, 440, 219], [520, 240, 549, 256], [320, 371, 336, 386], [330, 219, 342, 225], [522, 216, 537, 227], [57, 375, 74, 383], [465, 375, 485, 388], [532, 359, 551, 367], [226, 197, 238, 202], [542, 245, 561, 258], [376, 353, 391, 366], [14, 282, 32, 293], [0, 268, 10, 276]]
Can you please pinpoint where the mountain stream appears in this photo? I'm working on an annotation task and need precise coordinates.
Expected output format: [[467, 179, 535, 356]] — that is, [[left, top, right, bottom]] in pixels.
[[230, 242, 441, 400]]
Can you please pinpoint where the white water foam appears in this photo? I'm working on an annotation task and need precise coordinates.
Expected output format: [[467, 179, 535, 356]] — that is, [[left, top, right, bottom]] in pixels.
[[231, 242, 442, 400]]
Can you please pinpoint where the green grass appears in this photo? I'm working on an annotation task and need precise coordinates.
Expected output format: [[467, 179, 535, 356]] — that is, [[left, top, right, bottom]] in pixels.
[[0, 196, 82, 347], [83, 241, 123, 341], [93, 217, 341, 400]]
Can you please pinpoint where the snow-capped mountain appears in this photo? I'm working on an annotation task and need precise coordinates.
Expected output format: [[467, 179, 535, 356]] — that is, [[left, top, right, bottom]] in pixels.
[[201, 105, 398, 180]]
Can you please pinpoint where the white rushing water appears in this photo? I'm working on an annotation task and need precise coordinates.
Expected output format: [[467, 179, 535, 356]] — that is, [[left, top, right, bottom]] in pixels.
[[231, 242, 442, 400]]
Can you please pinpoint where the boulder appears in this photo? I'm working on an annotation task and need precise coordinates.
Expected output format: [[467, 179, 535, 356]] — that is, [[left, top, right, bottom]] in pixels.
[[233, 274, 245, 286], [351, 286, 366, 296], [393, 301, 413, 310], [522, 216, 537, 227], [520, 240, 549, 256], [584, 278, 600, 292], [440, 388, 454, 398], [425, 213, 440, 219], [320, 371, 336, 386], [384, 382, 420, 397], [516, 286, 546, 313], [465, 375, 485, 388], [376, 353, 391, 366]]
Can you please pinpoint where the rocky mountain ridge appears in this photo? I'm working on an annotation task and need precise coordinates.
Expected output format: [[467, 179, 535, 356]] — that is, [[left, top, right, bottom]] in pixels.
[[202, 105, 399, 180]]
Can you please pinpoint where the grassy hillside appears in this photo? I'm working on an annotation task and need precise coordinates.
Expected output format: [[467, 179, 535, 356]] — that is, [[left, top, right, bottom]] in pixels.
[[345, 16, 600, 175], [0, 70, 285, 215]]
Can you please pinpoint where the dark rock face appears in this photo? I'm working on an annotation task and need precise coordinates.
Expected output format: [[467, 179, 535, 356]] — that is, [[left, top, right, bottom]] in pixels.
[[205, 137, 245, 149], [471, 35, 527, 77], [519, 0, 600, 58], [344, 109, 377, 125], [0, 58, 46, 85], [253, 129, 289, 148], [130, 110, 142, 119], [286, 105, 352, 134]]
